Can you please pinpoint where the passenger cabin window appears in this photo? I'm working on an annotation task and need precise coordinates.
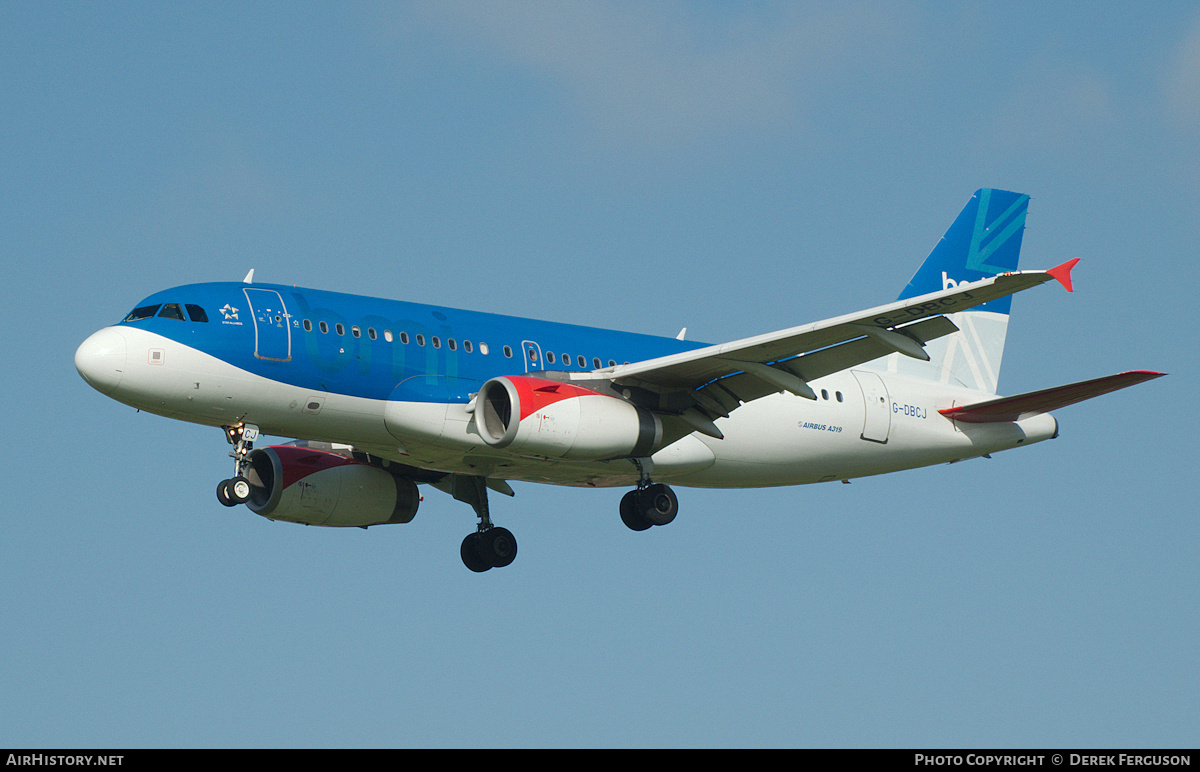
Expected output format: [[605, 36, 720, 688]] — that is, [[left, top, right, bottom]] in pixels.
[[303, 319, 312, 332], [503, 345, 513, 358], [158, 303, 186, 321], [124, 305, 161, 322]]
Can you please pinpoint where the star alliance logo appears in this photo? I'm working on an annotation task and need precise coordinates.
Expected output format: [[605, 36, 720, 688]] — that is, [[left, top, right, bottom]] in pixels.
[[219, 304, 242, 325]]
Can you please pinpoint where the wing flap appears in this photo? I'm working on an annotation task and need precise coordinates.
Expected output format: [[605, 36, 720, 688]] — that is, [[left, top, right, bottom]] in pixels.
[[788, 315, 958, 382], [939, 370, 1165, 423], [689, 316, 960, 408]]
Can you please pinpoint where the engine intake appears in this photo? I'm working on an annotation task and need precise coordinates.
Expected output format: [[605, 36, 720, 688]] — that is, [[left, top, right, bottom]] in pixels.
[[476, 375, 662, 460], [244, 446, 419, 527]]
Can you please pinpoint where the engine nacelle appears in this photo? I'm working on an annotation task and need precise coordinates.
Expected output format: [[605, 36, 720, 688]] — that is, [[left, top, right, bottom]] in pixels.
[[244, 446, 419, 527], [476, 375, 662, 460]]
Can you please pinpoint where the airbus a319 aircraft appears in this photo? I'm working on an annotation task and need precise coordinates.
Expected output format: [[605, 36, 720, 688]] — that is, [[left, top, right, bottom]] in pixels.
[[76, 190, 1163, 571]]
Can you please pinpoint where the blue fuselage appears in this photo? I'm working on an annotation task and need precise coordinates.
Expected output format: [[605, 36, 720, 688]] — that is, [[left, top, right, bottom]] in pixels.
[[120, 282, 706, 404]]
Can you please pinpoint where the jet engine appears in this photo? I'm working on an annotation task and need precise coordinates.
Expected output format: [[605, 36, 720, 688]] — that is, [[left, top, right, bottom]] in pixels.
[[243, 445, 419, 527], [476, 375, 662, 460]]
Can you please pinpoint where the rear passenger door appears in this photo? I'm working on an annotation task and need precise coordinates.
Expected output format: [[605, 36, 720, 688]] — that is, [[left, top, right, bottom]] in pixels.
[[852, 370, 891, 443]]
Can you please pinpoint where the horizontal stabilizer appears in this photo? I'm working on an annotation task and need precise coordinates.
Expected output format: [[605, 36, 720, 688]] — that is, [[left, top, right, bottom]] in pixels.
[[939, 370, 1165, 423]]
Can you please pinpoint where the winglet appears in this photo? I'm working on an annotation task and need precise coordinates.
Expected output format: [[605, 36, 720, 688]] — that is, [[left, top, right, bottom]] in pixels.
[[1046, 258, 1080, 292]]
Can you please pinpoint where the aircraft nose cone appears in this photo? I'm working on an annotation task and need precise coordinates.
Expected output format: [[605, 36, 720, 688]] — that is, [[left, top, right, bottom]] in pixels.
[[75, 327, 128, 395]]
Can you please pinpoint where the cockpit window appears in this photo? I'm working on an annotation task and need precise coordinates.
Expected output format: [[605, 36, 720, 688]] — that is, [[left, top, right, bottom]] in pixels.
[[158, 303, 187, 321], [185, 304, 209, 323], [123, 304, 161, 322]]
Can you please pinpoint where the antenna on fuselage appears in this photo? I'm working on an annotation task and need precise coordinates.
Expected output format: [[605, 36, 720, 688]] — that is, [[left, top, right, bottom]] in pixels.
[[243, 269, 255, 284]]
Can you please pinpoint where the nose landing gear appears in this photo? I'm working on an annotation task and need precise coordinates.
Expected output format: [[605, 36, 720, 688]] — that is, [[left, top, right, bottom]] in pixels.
[[216, 423, 258, 507]]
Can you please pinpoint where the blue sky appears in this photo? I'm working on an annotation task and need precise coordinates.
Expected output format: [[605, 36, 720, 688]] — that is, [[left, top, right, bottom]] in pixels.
[[3, 2, 1196, 748]]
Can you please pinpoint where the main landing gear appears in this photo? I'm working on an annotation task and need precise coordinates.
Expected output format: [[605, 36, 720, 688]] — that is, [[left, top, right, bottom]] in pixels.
[[216, 423, 259, 507], [619, 459, 679, 531], [452, 475, 518, 573], [619, 484, 679, 531], [462, 527, 518, 573]]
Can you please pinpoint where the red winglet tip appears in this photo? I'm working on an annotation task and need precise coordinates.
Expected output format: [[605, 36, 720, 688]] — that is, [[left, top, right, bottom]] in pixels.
[[1047, 258, 1080, 292]]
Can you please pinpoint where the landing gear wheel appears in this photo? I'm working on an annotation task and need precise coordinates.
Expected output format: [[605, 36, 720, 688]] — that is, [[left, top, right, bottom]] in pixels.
[[216, 480, 237, 507], [217, 476, 251, 506], [461, 528, 518, 571], [228, 476, 251, 504], [477, 527, 518, 568], [620, 484, 679, 529], [620, 490, 652, 531], [461, 533, 492, 573], [640, 483, 678, 526]]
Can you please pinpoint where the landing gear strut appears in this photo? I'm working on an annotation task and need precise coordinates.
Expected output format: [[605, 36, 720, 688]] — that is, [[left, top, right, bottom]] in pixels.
[[451, 475, 518, 572], [620, 459, 678, 531], [217, 423, 258, 507]]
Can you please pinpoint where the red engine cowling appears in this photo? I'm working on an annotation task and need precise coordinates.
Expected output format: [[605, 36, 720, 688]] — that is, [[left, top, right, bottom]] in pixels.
[[476, 375, 662, 460], [244, 446, 419, 527]]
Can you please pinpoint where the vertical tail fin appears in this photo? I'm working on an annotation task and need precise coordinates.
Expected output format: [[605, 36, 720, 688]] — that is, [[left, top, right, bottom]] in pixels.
[[881, 189, 1030, 394]]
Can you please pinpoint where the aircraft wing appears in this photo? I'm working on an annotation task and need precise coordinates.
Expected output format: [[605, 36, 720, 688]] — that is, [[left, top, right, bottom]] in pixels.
[[570, 261, 1079, 434]]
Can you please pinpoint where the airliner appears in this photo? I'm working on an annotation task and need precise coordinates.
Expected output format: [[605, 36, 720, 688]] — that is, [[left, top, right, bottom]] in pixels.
[[75, 189, 1163, 571]]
